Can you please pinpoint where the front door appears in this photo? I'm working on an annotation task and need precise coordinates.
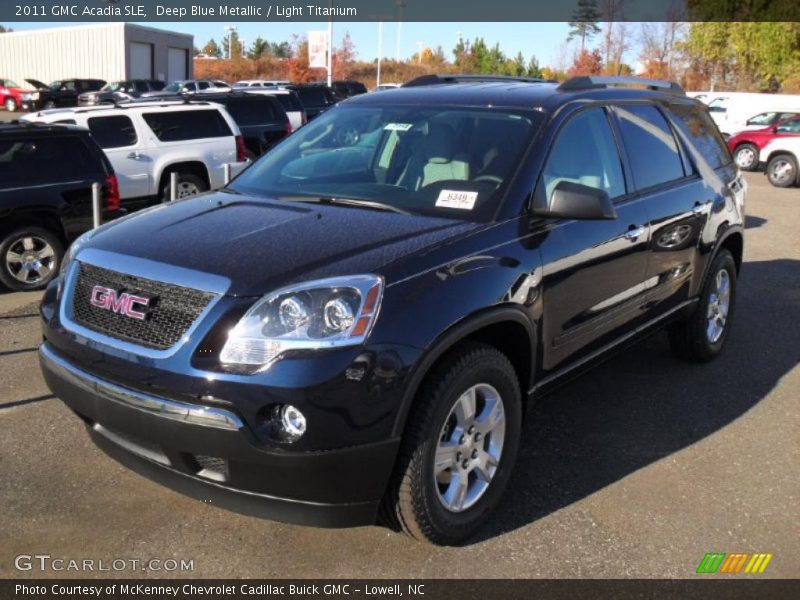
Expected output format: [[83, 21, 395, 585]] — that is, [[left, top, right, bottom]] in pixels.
[[536, 106, 651, 372]]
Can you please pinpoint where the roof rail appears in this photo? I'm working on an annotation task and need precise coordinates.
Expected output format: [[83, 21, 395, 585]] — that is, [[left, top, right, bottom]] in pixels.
[[402, 74, 556, 87], [558, 75, 684, 94]]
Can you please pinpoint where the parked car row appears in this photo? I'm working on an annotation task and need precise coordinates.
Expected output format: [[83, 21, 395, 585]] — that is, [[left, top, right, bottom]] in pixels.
[[725, 114, 800, 187]]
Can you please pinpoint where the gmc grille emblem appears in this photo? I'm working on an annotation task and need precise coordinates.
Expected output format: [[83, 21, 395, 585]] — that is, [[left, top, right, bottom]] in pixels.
[[90, 285, 152, 320]]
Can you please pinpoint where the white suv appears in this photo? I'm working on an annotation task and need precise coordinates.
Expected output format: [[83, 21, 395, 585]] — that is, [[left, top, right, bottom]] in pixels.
[[22, 101, 248, 208], [760, 137, 800, 188]]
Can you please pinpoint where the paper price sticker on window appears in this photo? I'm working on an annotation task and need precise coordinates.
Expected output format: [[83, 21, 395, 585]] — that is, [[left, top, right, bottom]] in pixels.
[[436, 190, 478, 210], [384, 123, 414, 131]]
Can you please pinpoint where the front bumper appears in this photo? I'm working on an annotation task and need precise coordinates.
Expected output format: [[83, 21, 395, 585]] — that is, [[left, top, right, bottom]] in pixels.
[[39, 342, 401, 527]]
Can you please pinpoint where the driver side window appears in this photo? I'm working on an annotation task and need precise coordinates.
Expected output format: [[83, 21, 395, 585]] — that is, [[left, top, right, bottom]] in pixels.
[[541, 108, 626, 203]]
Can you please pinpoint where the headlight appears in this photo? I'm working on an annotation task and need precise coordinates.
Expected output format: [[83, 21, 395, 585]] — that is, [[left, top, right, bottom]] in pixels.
[[22, 92, 39, 101], [220, 275, 383, 370]]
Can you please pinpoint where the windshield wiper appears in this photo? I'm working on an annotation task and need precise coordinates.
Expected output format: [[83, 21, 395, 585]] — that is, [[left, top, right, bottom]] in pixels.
[[279, 196, 411, 215]]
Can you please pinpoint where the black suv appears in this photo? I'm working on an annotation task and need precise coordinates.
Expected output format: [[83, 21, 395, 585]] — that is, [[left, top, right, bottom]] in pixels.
[[286, 83, 338, 121], [78, 80, 166, 106], [38, 76, 745, 544], [332, 80, 368, 100], [0, 122, 122, 291], [188, 92, 291, 158], [21, 79, 106, 111]]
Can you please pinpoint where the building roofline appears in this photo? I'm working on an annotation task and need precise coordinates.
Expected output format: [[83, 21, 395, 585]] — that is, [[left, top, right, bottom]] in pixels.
[[0, 22, 192, 40]]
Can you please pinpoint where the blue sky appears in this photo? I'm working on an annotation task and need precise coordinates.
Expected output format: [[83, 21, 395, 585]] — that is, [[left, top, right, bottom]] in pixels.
[[8, 22, 574, 66]]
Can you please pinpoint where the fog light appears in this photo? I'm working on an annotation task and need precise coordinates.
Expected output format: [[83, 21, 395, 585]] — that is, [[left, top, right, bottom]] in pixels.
[[280, 404, 306, 439]]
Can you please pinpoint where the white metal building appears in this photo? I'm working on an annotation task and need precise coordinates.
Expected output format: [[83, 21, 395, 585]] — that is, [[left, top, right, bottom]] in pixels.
[[0, 23, 193, 86]]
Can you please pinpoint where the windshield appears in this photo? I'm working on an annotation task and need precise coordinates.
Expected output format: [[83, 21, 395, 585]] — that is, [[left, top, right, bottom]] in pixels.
[[101, 82, 122, 92], [230, 104, 542, 221], [49, 81, 62, 90]]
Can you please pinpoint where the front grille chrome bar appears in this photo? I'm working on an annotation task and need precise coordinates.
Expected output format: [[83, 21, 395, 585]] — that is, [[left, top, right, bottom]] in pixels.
[[40, 343, 243, 431]]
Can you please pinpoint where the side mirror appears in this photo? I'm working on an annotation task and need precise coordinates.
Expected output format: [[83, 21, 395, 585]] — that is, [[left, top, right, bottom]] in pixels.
[[537, 180, 617, 220]]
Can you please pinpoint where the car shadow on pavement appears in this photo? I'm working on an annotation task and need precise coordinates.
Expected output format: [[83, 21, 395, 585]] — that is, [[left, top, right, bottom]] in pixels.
[[745, 215, 768, 229], [469, 258, 800, 544]]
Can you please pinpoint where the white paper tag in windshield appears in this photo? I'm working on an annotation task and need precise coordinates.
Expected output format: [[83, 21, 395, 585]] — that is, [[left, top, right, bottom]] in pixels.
[[436, 190, 478, 210], [384, 123, 414, 131]]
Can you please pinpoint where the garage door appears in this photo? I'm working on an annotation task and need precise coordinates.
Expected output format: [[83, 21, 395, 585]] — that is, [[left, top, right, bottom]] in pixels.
[[168, 48, 188, 82], [130, 42, 153, 79]]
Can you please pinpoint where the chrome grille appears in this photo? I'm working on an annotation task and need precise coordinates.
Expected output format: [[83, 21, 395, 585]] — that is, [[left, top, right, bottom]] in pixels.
[[71, 262, 214, 350]]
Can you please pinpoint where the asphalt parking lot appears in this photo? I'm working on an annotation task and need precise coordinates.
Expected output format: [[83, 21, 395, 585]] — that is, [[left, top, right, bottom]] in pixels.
[[1, 172, 798, 579]]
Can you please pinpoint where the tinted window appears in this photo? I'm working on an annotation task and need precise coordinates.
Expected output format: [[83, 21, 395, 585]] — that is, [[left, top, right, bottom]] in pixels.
[[0, 135, 99, 187], [776, 118, 800, 133], [616, 104, 685, 190], [669, 102, 732, 169], [148, 81, 166, 91], [274, 93, 302, 112], [293, 87, 332, 107], [134, 81, 149, 93], [197, 81, 210, 90], [224, 97, 279, 125], [88, 115, 138, 148], [540, 107, 625, 201], [143, 110, 232, 141], [348, 82, 368, 95]]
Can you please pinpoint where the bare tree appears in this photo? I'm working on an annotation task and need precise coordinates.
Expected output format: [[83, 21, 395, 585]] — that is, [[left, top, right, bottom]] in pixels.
[[639, 22, 685, 79]]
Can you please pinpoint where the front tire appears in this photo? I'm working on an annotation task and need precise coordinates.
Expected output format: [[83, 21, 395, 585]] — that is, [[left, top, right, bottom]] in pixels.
[[766, 154, 798, 188], [386, 342, 522, 545], [733, 143, 759, 171], [668, 249, 737, 362], [0, 226, 64, 291], [4, 97, 17, 112]]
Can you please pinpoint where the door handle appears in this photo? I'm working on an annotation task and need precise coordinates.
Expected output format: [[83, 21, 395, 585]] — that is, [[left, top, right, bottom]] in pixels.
[[127, 152, 143, 160], [624, 226, 646, 241], [692, 200, 711, 215]]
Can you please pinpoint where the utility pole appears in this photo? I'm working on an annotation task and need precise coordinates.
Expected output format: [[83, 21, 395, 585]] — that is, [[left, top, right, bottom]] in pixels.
[[224, 25, 237, 60], [377, 20, 384, 87], [326, 0, 333, 86], [416, 41, 425, 64]]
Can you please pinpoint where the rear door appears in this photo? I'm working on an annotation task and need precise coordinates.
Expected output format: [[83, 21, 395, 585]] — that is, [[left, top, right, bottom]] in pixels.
[[613, 101, 731, 317], [537, 105, 651, 371], [86, 114, 151, 200]]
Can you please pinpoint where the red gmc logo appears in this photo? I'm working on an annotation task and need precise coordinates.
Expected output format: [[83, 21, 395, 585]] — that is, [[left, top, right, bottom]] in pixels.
[[90, 285, 151, 320]]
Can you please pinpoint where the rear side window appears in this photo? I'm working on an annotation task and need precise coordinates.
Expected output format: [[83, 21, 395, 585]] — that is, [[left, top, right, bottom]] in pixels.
[[775, 118, 800, 133], [274, 93, 302, 112], [143, 110, 233, 141], [615, 104, 685, 190], [88, 115, 138, 148], [669, 103, 732, 169], [0, 135, 99, 187], [224, 97, 278, 125], [540, 107, 625, 201]]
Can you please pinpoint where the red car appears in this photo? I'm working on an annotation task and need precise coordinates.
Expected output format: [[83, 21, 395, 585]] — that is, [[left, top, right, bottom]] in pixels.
[[728, 115, 800, 171], [0, 78, 31, 112]]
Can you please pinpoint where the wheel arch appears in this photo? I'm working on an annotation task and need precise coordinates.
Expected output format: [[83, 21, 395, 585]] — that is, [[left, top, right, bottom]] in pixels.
[[391, 306, 536, 438], [0, 208, 67, 245]]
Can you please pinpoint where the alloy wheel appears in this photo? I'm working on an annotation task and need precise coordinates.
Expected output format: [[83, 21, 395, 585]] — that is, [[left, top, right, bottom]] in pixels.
[[433, 383, 506, 513], [706, 268, 731, 343], [5, 236, 56, 285]]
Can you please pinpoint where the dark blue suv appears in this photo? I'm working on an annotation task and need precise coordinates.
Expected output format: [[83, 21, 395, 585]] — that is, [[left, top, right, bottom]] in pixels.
[[39, 75, 745, 545]]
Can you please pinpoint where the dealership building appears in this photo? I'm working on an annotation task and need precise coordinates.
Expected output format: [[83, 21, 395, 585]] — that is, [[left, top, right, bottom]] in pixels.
[[0, 23, 193, 86]]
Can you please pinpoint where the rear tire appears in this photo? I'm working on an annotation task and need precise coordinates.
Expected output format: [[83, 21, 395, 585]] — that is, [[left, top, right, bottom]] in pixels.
[[385, 342, 522, 545], [0, 226, 64, 292], [766, 153, 798, 188], [733, 143, 759, 171], [668, 249, 737, 362], [159, 173, 208, 202]]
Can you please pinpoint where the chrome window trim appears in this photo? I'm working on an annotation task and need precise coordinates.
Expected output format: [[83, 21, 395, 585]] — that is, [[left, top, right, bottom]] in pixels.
[[40, 343, 243, 431], [59, 248, 230, 359]]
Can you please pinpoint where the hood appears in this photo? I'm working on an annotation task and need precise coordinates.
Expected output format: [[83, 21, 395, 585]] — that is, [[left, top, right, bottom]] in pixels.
[[85, 192, 480, 296], [25, 78, 49, 90]]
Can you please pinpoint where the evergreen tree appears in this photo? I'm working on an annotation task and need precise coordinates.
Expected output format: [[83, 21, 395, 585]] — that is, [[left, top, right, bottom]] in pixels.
[[568, 0, 602, 51]]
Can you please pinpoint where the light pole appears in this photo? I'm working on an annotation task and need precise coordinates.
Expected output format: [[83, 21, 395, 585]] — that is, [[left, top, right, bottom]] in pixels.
[[326, 0, 333, 87], [395, 0, 406, 62], [224, 25, 237, 60], [377, 20, 384, 87], [416, 41, 425, 64]]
